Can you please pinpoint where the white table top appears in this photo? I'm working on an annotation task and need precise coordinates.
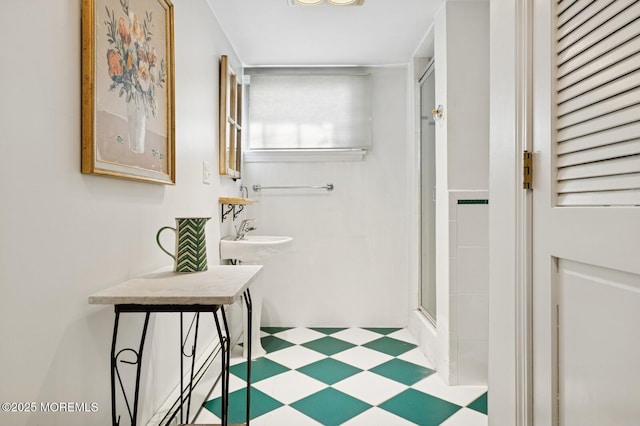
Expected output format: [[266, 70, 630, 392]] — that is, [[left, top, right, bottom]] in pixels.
[[88, 265, 262, 306]]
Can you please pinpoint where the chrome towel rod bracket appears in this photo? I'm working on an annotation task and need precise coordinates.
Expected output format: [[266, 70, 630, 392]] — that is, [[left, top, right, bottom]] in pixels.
[[252, 183, 334, 192]]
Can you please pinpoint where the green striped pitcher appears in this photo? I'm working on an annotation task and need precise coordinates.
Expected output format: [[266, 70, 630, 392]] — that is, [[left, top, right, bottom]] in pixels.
[[156, 217, 210, 272]]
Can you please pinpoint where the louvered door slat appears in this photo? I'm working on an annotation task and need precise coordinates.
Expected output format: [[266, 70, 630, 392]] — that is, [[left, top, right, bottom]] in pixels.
[[558, 71, 640, 116], [557, 190, 640, 206], [557, 0, 630, 50], [557, 3, 640, 66], [558, 24, 640, 79], [557, 89, 640, 129], [558, 173, 640, 194], [558, 155, 640, 181], [557, 0, 579, 17], [557, 37, 640, 89], [557, 139, 640, 167], [557, 55, 640, 104], [557, 0, 596, 29], [557, 104, 640, 143], [558, 122, 640, 155]]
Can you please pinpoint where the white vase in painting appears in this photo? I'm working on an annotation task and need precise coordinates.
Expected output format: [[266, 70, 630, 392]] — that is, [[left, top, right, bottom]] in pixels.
[[127, 101, 147, 153]]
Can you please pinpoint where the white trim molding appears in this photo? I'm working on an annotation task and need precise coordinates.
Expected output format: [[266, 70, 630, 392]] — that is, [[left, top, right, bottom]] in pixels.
[[489, 0, 533, 424]]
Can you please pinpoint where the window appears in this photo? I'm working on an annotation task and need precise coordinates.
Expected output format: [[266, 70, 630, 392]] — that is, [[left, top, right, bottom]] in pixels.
[[245, 68, 372, 160]]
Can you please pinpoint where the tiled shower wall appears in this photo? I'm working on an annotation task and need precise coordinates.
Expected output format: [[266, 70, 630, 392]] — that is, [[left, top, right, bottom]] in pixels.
[[449, 191, 489, 385]]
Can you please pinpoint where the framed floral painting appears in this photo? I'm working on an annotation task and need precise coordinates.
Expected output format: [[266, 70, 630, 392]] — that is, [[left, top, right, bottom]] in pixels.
[[82, 0, 175, 184]]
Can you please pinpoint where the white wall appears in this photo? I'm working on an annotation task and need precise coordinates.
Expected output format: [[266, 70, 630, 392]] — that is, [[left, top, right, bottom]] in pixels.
[[240, 67, 410, 327], [0, 1, 241, 424]]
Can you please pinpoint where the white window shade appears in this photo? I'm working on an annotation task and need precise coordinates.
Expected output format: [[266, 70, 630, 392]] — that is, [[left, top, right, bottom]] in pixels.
[[247, 72, 372, 151]]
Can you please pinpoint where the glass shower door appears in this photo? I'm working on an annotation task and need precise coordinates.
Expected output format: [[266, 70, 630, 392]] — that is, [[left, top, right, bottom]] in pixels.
[[419, 63, 436, 324]]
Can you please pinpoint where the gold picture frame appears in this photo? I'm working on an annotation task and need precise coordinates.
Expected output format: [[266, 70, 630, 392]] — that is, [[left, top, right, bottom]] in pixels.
[[82, 0, 175, 184]]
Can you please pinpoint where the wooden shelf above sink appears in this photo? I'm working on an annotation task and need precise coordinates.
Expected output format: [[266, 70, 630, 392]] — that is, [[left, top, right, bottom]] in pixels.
[[219, 197, 256, 205], [219, 197, 255, 222]]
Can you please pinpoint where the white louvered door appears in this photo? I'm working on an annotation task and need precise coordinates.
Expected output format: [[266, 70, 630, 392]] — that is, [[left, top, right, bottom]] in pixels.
[[533, 1, 640, 425]]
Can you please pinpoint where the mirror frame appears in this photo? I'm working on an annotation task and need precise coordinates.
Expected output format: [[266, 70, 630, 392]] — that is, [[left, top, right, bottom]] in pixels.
[[219, 55, 242, 178]]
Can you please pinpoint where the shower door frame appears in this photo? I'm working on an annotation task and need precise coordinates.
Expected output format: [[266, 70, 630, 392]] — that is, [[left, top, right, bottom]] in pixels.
[[418, 60, 437, 326]]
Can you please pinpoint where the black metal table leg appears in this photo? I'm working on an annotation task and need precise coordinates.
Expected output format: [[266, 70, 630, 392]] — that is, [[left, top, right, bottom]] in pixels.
[[179, 312, 200, 423], [213, 308, 229, 426], [111, 307, 150, 426], [244, 289, 253, 426], [108, 303, 247, 426], [219, 308, 232, 426]]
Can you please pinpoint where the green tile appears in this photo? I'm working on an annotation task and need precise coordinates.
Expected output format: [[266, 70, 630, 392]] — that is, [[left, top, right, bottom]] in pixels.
[[297, 358, 362, 385], [467, 392, 488, 414], [230, 357, 290, 383], [370, 358, 434, 386], [261, 326, 293, 334], [291, 388, 371, 425], [363, 327, 402, 335], [362, 336, 417, 356], [309, 327, 347, 335], [261, 335, 295, 353], [379, 388, 461, 426], [458, 199, 489, 204], [203, 386, 283, 423], [302, 336, 355, 356]]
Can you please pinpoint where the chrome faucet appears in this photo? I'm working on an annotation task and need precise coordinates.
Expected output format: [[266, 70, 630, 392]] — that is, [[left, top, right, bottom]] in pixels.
[[235, 219, 257, 240]]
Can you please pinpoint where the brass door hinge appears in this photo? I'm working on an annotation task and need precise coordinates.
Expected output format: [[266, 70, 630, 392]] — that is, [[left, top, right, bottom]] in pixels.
[[523, 151, 533, 190]]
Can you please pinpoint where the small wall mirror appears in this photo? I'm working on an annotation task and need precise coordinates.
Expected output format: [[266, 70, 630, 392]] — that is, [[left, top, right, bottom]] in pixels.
[[219, 55, 242, 178]]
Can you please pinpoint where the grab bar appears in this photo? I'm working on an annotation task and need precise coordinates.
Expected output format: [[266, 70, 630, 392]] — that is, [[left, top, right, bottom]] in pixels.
[[252, 183, 334, 192]]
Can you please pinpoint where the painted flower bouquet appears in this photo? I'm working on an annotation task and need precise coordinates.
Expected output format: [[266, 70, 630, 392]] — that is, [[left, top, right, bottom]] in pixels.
[[104, 0, 166, 119]]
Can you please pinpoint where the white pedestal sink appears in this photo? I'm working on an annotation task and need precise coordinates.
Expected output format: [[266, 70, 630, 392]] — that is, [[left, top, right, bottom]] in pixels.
[[220, 235, 293, 359]]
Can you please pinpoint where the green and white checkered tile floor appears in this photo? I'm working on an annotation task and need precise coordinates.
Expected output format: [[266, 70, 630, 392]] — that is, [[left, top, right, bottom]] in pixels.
[[195, 327, 488, 425]]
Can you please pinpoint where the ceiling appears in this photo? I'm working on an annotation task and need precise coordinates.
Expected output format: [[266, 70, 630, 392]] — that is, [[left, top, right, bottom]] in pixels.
[[206, 0, 445, 66]]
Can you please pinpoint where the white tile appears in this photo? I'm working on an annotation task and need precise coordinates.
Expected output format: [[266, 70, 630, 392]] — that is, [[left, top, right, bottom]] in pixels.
[[264, 345, 326, 370], [396, 348, 436, 369], [457, 340, 489, 385], [450, 293, 458, 333], [332, 327, 383, 345], [449, 256, 458, 294], [449, 220, 458, 257], [449, 193, 459, 220], [387, 328, 417, 344], [206, 373, 248, 400], [458, 294, 489, 340], [456, 204, 489, 247], [342, 407, 416, 426], [332, 346, 394, 370], [440, 407, 488, 426], [412, 372, 486, 407], [457, 247, 489, 294], [252, 370, 327, 405], [272, 327, 326, 344], [449, 333, 459, 385], [193, 406, 221, 423], [333, 371, 408, 406], [251, 405, 323, 425]]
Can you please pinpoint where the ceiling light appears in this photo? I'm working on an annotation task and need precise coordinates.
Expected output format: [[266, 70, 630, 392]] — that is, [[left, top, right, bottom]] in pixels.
[[328, 0, 357, 4], [294, 0, 323, 4]]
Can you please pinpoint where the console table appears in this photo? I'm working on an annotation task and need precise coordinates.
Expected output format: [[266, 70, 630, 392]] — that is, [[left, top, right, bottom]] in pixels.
[[89, 265, 262, 426]]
